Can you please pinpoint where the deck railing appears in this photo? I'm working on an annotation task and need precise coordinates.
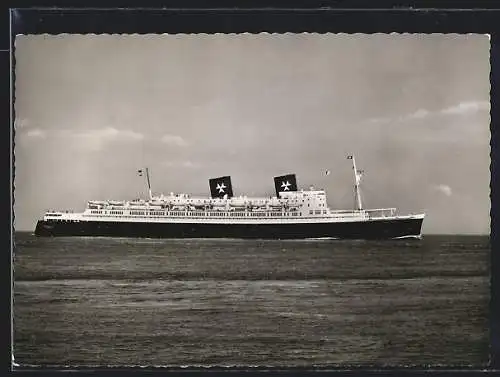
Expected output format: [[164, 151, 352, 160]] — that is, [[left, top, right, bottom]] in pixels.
[[364, 208, 397, 217]]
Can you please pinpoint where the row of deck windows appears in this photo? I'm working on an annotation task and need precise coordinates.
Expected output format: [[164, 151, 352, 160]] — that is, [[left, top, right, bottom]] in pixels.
[[310, 210, 328, 215], [87, 211, 311, 217]]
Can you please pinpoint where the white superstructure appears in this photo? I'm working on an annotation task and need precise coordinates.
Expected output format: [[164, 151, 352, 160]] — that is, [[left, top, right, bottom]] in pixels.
[[42, 156, 425, 225]]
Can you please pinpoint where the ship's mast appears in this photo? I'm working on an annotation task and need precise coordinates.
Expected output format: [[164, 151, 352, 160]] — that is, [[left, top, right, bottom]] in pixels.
[[348, 155, 363, 210], [145, 167, 152, 200]]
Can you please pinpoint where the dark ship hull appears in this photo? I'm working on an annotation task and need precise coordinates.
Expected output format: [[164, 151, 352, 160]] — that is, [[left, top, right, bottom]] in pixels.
[[35, 217, 424, 240]]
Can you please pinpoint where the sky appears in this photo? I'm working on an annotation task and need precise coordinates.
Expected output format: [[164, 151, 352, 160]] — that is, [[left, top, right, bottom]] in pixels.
[[14, 34, 490, 234]]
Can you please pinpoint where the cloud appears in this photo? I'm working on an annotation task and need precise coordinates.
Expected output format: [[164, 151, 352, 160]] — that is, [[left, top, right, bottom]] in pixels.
[[366, 109, 431, 125], [58, 127, 144, 150], [433, 184, 453, 197], [24, 129, 46, 138], [163, 160, 200, 169], [440, 101, 490, 115], [407, 108, 431, 120], [75, 127, 144, 141], [366, 116, 390, 125], [160, 134, 189, 147], [366, 100, 489, 126]]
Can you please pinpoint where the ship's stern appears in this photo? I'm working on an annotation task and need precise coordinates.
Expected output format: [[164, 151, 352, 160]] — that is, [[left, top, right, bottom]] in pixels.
[[34, 220, 54, 237]]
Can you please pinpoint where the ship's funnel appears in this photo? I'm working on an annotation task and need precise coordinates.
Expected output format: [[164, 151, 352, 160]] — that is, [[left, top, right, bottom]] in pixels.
[[209, 176, 234, 199], [274, 174, 298, 196]]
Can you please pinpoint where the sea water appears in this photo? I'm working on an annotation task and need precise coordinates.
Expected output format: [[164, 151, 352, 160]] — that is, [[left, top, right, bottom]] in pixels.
[[13, 233, 490, 367]]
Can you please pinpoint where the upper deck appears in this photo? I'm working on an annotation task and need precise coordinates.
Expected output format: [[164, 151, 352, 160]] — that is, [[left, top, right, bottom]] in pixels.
[[41, 188, 412, 224], [39, 156, 426, 226]]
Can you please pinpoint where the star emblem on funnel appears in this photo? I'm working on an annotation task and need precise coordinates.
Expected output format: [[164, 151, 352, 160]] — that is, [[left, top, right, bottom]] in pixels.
[[281, 181, 291, 191], [216, 182, 226, 193]]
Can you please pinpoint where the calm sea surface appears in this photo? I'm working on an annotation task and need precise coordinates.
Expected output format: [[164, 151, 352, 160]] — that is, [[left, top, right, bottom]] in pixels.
[[13, 232, 490, 367]]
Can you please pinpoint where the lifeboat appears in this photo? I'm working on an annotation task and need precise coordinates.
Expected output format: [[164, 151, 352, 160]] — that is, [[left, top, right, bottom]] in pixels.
[[229, 197, 248, 207], [211, 201, 227, 207], [188, 198, 208, 206], [108, 200, 125, 206], [268, 198, 283, 207], [171, 205, 187, 210], [149, 199, 164, 204]]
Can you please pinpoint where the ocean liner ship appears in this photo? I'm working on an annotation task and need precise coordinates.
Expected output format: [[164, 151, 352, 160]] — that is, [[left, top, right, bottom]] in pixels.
[[34, 156, 425, 239]]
